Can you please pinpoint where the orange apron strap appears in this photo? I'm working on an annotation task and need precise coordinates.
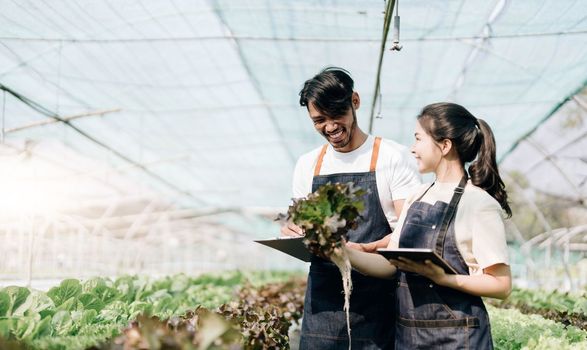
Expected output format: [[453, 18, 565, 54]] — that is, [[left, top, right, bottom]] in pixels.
[[370, 137, 382, 172], [313, 144, 328, 176]]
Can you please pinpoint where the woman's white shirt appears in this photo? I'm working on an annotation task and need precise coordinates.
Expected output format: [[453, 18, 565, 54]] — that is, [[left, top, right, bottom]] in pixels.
[[388, 181, 510, 275]]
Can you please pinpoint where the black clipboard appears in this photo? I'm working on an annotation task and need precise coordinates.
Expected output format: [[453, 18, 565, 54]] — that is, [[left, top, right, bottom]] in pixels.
[[377, 248, 458, 274], [255, 236, 311, 262]]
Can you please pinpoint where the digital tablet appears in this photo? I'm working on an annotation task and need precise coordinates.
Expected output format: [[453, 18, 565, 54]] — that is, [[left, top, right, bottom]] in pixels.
[[377, 248, 458, 274]]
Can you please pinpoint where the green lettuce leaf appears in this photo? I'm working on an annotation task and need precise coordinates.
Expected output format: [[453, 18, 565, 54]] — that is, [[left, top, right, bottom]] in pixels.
[[47, 279, 82, 307], [3, 286, 31, 316]]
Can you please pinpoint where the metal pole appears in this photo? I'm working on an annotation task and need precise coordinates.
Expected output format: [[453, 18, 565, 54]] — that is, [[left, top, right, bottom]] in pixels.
[[26, 215, 35, 287], [368, 0, 396, 133], [5, 108, 121, 133]]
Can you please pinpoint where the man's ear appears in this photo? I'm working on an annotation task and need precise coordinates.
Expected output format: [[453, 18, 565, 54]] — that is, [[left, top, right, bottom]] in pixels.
[[352, 91, 360, 110], [440, 139, 453, 156]]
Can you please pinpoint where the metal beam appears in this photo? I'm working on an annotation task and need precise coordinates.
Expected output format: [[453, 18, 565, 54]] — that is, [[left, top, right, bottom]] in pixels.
[[5, 108, 120, 133]]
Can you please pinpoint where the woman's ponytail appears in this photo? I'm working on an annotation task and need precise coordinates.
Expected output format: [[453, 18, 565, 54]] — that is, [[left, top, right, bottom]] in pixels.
[[468, 119, 512, 217], [418, 103, 512, 217]]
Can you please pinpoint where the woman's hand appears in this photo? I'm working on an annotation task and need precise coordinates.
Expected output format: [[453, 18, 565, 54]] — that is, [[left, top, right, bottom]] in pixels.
[[389, 257, 449, 285], [345, 233, 392, 252]]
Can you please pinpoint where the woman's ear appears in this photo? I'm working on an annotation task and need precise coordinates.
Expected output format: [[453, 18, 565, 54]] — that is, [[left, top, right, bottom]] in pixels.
[[440, 139, 453, 156]]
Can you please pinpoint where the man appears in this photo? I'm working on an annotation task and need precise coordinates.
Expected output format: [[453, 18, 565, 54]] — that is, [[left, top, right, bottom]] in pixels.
[[282, 67, 420, 349]]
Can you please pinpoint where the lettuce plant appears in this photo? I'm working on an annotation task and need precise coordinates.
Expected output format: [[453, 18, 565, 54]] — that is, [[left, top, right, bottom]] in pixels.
[[281, 182, 366, 348]]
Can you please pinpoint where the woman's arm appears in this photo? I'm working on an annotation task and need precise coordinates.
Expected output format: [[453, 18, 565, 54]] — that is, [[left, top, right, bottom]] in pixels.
[[446, 263, 512, 299], [346, 247, 397, 280], [346, 233, 391, 252], [345, 197, 408, 279], [391, 258, 511, 299]]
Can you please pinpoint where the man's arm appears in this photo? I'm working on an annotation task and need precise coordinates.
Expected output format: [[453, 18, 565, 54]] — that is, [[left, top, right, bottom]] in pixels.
[[350, 144, 420, 253], [281, 154, 313, 237], [392, 198, 405, 218]]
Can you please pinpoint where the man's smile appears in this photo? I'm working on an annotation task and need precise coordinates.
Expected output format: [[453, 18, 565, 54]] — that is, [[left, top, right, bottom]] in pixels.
[[327, 129, 345, 143]]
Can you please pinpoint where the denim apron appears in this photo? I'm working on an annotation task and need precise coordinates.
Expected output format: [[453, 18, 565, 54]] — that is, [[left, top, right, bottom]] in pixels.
[[395, 176, 493, 349], [300, 137, 395, 350]]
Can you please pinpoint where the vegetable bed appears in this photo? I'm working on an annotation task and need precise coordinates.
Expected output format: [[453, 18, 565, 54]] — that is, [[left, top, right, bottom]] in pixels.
[[1, 272, 586, 349]]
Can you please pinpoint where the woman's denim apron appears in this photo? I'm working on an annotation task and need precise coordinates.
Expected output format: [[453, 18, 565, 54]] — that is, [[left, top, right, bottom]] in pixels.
[[299, 137, 395, 350], [395, 176, 493, 349]]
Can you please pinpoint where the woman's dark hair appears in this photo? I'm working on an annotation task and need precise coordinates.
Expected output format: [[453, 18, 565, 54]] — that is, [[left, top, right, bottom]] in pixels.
[[418, 102, 512, 217], [299, 67, 354, 117]]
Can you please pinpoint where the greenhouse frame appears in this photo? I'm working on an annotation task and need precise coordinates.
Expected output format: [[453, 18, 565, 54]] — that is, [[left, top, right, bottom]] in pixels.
[[0, 0, 586, 349]]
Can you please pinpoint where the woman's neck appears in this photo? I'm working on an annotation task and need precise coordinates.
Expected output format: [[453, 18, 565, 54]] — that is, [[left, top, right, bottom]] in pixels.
[[434, 158, 465, 183]]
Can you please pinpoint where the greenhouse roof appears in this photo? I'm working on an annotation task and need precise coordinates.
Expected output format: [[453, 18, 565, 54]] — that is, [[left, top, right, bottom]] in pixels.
[[0, 0, 586, 210]]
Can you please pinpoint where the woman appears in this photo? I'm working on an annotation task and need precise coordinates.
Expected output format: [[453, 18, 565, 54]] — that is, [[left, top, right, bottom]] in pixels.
[[347, 102, 512, 349]]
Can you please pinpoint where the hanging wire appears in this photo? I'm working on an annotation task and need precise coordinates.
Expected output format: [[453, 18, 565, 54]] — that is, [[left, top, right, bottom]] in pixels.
[[368, 0, 397, 133], [0, 29, 585, 44], [390, 0, 402, 51], [375, 92, 383, 119], [376, 0, 401, 120]]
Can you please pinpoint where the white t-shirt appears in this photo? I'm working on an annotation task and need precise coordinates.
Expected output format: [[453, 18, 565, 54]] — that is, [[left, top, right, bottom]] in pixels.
[[292, 135, 421, 229], [388, 181, 510, 275]]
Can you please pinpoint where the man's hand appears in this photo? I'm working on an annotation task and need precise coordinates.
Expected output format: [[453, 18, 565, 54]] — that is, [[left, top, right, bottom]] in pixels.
[[280, 222, 304, 237], [345, 233, 392, 253], [281, 224, 329, 259]]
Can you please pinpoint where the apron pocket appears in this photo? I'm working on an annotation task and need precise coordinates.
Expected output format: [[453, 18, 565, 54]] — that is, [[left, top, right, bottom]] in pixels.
[[396, 318, 476, 350], [398, 278, 460, 321]]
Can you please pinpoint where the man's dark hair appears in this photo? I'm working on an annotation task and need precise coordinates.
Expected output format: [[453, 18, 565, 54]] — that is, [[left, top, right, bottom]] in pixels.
[[299, 67, 354, 117]]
